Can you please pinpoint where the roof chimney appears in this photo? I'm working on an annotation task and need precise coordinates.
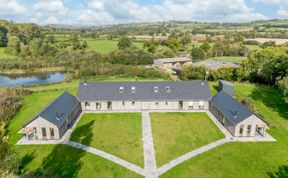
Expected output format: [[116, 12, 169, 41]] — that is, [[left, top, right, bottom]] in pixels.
[[84, 80, 87, 86]]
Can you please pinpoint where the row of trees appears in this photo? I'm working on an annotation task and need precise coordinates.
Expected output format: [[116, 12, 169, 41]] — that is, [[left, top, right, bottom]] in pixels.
[[0, 89, 31, 177], [182, 46, 288, 102], [191, 40, 249, 61]]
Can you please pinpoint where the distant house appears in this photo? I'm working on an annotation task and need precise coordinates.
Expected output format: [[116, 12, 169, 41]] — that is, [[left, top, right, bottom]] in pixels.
[[191, 60, 240, 70], [153, 57, 192, 70], [22, 92, 81, 140], [218, 80, 234, 96], [209, 91, 268, 137], [77, 81, 211, 111]]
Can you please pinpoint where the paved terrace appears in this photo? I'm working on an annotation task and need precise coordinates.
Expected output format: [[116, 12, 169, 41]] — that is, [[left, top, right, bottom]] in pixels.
[[16, 110, 276, 178]]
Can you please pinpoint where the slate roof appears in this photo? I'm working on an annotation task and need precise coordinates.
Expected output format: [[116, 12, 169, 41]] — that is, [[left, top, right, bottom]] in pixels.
[[23, 92, 80, 128], [154, 57, 191, 65], [77, 81, 212, 101], [210, 91, 254, 125], [220, 80, 234, 86]]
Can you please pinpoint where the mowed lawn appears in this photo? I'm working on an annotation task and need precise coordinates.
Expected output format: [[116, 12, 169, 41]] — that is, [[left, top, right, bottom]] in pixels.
[[70, 113, 144, 167], [7, 90, 142, 177], [161, 83, 288, 178], [151, 112, 225, 166]]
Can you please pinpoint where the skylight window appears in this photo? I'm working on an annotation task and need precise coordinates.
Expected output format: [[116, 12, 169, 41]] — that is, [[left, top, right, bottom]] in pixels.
[[166, 86, 171, 93], [131, 87, 136, 93], [119, 87, 124, 93], [154, 86, 158, 93]]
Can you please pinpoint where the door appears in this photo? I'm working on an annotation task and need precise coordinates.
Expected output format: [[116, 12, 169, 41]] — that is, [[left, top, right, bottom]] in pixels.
[[107, 101, 112, 110], [41, 127, 47, 140], [179, 101, 183, 110]]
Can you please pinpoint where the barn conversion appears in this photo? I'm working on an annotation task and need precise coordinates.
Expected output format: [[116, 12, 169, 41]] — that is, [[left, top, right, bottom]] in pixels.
[[77, 81, 211, 111], [209, 91, 268, 137], [22, 92, 81, 140], [21, 81, 268, 140]]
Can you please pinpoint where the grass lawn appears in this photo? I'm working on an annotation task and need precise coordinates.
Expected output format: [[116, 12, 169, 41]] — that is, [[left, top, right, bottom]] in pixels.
[[151, 112, 225, 166], [161, 82, 288, 178], [70, 113, 144, 167], [8, 90, 142, 177], [207, 56, 246, 63]]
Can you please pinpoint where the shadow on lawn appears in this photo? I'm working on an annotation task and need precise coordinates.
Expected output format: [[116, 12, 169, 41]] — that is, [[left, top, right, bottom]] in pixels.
[[24, 121, 94, 178], [267, 165, 288, 178], [250, 85, 288, 120]]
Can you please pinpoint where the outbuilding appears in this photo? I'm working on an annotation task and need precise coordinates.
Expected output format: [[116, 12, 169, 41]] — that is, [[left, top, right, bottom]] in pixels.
[[22, 92, 81, 140], [218, 80, 234, 96], [209, 91, 268, 137]]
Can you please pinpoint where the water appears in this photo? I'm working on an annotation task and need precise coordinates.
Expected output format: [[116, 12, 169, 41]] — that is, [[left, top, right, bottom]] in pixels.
[[0, 72, 66, 87]]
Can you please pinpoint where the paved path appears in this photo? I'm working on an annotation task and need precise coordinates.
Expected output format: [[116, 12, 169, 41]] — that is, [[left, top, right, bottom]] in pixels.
[[157, 138, 230, 176], [64, 141, 146, 176], [142, 111, 158, 178]]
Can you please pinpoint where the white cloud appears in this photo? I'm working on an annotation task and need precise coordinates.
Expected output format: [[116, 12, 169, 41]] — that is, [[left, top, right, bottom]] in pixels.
[[33, 0, 66, 12], [77, 0, 267, 25], [0, 0, 26, 16]]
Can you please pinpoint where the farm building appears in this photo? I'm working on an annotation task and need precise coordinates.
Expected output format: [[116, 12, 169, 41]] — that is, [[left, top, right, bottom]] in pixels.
[[22, 92, 81, 140], [77, 81, 211, 111], [209, 91, 268, 137], [153, 57, 192, 70], [218, 80, 234, 96], [190, 60, 240, 70]]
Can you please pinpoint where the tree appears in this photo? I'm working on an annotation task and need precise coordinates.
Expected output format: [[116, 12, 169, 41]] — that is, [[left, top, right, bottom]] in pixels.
[[143, 41, 157, 53], [0, 26, 8, 47], [47, 34, 55, 44], [181, 66, 206, 80], [117, 36, 132, 50], [180, 34, 192, 45], [6, 36, 21, 55], [279, 77, 288, 103], [167, 37, 180, 52], [191, 47, 206, 61], [200, 41, 211, 52], [82, 40, 88, 49], [71, 34, 81, 50]]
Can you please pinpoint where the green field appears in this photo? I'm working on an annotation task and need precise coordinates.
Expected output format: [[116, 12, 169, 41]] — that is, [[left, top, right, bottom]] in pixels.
[[70, 113, 144, 167], [151, 112, 225, 166], [161, 82, 288, 178], [7, 89, 142, 177]]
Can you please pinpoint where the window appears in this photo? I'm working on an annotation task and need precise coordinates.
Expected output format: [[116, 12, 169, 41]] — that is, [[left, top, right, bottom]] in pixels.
[[96, 102, 101, 109], [50, 128, 55, 139], [107, 101, 112, 110], [199, 101, 204, 109], [247, 125, 252, 136], [85, 102, 91, 110], [239, 125, 244, 135], [179, 101, 183, 109], [41, 128, 47, 139], [166, 86, 171, 93], [155, 101, 159, 106], [165, 101, 168, 106], [154, 86, 158, 93], [119, 87, 124, 93], [131, 87, 136, 93], [33, 127, 37, 133], [122, 101, 125, 106], [188, 102, 194, 110]]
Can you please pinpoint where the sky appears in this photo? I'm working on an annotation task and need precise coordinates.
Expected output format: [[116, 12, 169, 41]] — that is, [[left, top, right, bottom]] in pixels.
[[0, 0, 287, 26]]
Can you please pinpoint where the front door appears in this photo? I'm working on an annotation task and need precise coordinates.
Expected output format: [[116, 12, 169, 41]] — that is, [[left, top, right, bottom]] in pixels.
[[179, 101, 183, 110], [107, 101, 112, 110]]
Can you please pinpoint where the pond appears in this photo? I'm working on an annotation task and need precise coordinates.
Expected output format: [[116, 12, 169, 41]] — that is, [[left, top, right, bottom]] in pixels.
[[0, 72, 66, 87]]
